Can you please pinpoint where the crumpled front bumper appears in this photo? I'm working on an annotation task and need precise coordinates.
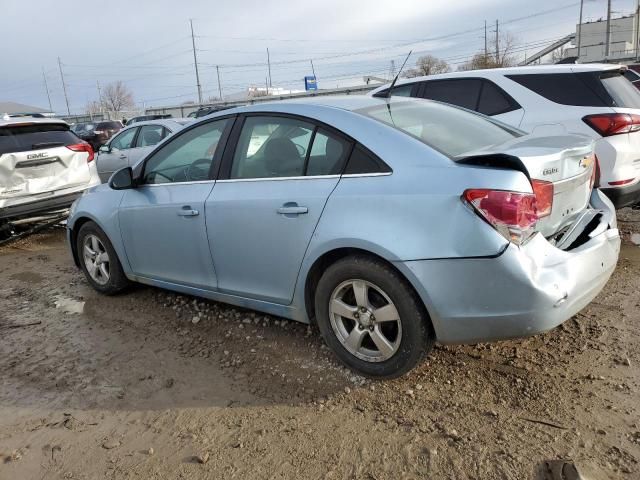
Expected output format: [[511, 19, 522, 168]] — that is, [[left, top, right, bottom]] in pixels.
[[398, 189, 621, 344]]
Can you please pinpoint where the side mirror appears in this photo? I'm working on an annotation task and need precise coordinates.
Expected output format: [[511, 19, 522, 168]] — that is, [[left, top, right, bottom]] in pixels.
[[99, 144, 111, 154], [109, 167, 135, 190]]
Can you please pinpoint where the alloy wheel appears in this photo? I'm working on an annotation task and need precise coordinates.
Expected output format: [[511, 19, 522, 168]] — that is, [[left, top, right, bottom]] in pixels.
[[329, 279, 402, 362], [82, 234, 110, 285]]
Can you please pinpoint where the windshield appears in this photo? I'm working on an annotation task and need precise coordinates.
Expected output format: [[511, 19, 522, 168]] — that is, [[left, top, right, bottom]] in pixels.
[[355, 100, 521, 157]]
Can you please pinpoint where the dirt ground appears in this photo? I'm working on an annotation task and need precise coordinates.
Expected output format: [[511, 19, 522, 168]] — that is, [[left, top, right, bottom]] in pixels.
[[0, 211, 639, 480]]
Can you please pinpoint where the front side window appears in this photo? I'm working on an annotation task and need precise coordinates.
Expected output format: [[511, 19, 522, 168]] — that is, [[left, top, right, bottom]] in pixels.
[[136, 125, 165, 147], [110, 128, 137, 151], [230, 116, 314, 179], [356, 99, 520, 158], [143, 119, 229, 184], [306, 129, 351, 176], [420, 79, 482, 110]]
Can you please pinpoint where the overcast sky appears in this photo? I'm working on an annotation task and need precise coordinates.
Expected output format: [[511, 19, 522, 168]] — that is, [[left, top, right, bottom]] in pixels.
[[1, 0, 637, 114]]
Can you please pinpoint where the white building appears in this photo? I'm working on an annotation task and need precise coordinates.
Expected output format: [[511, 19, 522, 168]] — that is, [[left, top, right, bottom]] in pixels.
[[564, 14, 640, 63]]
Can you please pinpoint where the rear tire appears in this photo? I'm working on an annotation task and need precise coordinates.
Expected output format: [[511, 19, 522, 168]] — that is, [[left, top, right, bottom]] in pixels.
[[76, 221, 129, 295], [314, 255, 433, 378]]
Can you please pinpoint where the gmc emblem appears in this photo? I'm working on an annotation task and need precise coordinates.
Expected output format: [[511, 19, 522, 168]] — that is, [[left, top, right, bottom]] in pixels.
[[27, 152, 48, 160]]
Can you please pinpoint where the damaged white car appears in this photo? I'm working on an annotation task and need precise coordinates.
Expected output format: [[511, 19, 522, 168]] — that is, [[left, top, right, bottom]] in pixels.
[[0, 116, 100, 223]]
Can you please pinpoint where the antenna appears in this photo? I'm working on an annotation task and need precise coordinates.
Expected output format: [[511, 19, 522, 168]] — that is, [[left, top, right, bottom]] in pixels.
[[385, 51, 412, 99]]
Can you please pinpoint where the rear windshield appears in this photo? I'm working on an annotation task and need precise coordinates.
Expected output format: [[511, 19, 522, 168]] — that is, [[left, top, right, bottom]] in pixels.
[[355, 100, 520, 157], [0, 123, 80, 155], [600, 71, 640, 108], [71, 123, 95, 133]]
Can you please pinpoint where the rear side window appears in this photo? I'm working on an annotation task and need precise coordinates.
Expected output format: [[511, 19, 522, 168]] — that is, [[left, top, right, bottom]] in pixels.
[[99, 121, 121, 129], [306, 129, 351, 176], [419, 79, 482, 110], [136, 125, 165, 147], [344, 145, 391, 174], [506, 73, 608, 107], [231, 116, 315, 179], [372, 83, 415, 98], [477, 81, 518, 116], [0, 124, 80, 155]]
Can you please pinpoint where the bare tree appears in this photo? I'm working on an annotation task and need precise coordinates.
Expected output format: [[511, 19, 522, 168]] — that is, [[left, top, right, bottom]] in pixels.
[[404, 55, 451, 78], [458, 33, 517, 71], [85, 100, 102, 116], [100, 81, 135, 112]]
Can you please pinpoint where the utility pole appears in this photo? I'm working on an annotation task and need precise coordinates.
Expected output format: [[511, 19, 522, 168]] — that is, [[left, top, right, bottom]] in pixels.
[[265, 76, 269, 96], [577, 0, 584, 60], [484, 20, 488, 59], [635, 0, 640, 62], [495, 19, 499, 65], [605, 0, 612, 60], [57, 57, 70, 116], [42, 68, 52, 112], [216, 65, 223, 101], [96, 80, 103, 117], [189, 19, 203, 105], [267, 48, 272, 88]]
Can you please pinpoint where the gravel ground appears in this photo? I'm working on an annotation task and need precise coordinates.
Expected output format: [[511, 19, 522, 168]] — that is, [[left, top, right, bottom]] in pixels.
[[0, 209, 639, 479]]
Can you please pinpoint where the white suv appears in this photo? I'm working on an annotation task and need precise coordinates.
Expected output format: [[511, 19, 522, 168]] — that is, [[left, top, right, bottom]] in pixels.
[[370, 64, 640, 208], [0, 116, 100, 221]]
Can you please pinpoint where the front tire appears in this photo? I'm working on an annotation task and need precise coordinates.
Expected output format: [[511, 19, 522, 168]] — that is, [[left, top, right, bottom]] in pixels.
[[314, 255, 433, 378], [76, 221, 129, 295]]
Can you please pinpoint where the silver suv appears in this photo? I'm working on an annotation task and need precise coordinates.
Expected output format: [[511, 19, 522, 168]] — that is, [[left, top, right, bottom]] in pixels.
[[0, 116, 100, 221]]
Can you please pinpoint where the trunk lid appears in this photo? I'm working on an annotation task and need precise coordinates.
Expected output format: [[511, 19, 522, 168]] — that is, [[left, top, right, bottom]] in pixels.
[[0, 123, 92, 199], [458, 134, 595, 238]]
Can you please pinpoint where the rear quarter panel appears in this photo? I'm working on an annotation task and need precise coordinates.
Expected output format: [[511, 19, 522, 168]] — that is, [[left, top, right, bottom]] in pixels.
[[292, 156, 533, 317]]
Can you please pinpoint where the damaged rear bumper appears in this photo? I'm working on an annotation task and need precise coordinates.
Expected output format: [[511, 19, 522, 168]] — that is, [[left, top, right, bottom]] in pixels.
[[398, 189, 620, 344]]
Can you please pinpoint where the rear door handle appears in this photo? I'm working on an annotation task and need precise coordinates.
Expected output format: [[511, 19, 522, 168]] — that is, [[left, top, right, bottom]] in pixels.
[[177, 206, 199, 217], [277, 205, 308, 215], [119, 154, 127, 159]]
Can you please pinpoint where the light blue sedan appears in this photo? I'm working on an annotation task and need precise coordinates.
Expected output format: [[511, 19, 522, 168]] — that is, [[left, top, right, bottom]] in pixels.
[[67, 96, 620, 377]]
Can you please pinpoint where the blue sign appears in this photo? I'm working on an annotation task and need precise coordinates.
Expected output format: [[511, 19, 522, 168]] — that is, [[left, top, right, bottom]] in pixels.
[[305, 76, 318, 91]]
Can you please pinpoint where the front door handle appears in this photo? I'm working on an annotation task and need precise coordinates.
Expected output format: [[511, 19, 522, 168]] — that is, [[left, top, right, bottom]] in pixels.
[[177, 206, 199, 217], [277, 205, 308, 215]]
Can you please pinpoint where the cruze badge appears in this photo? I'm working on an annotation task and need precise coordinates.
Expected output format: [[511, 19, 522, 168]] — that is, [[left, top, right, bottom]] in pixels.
[[579, 155, 595, 169]]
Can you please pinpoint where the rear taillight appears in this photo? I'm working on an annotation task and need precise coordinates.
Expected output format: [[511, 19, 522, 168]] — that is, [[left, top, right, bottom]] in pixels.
[[608, 178, 636, 186], [591, 155, 600, 188], [67, 142, 95, 162], [463, 189, 539, 245], [531, 179, 553, 218], [582, 113, 640, 136]]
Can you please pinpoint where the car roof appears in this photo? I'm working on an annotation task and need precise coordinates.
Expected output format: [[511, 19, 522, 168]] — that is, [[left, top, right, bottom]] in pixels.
[[0, 116, 68, 128], [370, 63, 625, 93], [212, 95, 407, 117], [120, 118, 190, 130]]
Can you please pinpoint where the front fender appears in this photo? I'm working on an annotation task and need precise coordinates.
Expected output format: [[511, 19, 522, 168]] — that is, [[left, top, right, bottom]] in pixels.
[[67, 187, 131, 274]]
